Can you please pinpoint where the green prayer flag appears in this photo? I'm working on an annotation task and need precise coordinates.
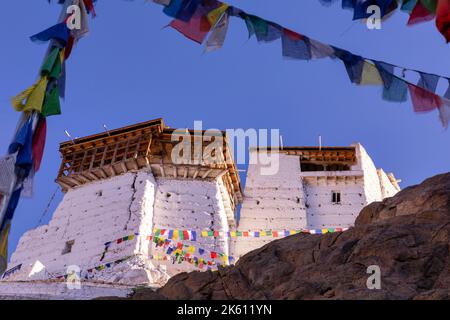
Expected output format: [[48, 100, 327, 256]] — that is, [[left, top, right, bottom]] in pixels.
[[49, 54, 62, 79], [40, 48, 60, 76], [401, 0, 418, 13], [420, 0, 437, 13], [208, 231, 214, 236], [42, 86, 61, 117], [249, 15, 268, 39], [244, 15, 255, 38], [236, 231, 242, 237]]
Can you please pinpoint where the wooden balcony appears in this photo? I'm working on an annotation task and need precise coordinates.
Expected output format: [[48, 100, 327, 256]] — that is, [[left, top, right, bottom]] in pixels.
[[56, 118, 243, 210]]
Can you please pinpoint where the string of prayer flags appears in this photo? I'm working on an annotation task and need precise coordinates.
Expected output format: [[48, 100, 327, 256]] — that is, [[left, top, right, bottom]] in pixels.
[[151, 235, 234, 264], [153, 227, 348, 240], [318, 0, 450, 43], [0, 264, 22, 280], [1, 1, 97, 274], [152, 0, 450, 127]]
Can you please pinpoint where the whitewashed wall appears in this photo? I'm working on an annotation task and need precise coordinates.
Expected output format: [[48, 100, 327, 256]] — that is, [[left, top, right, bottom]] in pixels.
[[302, 175, 365, 229], [377, 169, 400, 199], [150, 178, 232, 275], [232, 152, 307, 259], [354, 144, 383, 204], [5, 171, 160, 285]]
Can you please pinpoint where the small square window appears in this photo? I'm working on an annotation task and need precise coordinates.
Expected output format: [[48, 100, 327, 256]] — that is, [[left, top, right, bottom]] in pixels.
[[62, 240, 75, 255], [332, 191, 341, 204]]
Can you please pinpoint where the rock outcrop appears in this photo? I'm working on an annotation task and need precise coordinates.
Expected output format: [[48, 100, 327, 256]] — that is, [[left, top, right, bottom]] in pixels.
[[126, 172, 450, 300]]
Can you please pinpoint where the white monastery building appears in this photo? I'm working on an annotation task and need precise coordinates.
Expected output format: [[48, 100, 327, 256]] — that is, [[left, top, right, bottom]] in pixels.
[[0, 118, 400, 299]]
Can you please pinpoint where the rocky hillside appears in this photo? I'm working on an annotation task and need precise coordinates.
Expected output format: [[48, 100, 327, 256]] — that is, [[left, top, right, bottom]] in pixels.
[[128, 172, 450, 300]]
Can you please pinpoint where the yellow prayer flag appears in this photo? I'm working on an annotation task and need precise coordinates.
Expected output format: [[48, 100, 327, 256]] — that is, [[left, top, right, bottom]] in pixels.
[[188, 246, 195, 254], [360, 61, 383, 85], [24, 77, 48, 113], [173, 230, 179, 240], [11, 80, 40, 112], [230, 231, 236, 238], [322, 229, 328, 234], [207, 4, 229, 26], [290, 230, 296, 235], [260, 231, 266, 237], [202, 231, 208, 237], [60, 48, 65, 64]]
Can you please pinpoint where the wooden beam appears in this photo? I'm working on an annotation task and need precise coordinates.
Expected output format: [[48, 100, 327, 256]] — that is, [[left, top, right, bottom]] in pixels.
[[201, 169, 213, 179]]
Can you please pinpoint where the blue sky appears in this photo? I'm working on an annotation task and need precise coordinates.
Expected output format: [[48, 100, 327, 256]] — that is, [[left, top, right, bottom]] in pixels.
[[0, 1, 449, 258]]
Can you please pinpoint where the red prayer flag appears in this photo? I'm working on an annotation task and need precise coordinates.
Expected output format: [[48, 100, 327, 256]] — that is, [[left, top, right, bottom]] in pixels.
[[213, 231, 219, 237], [210, 252, 217, 259], [283, 28, 305, 41], [83, 0, 96, 17], [272, 231, 279, 237], [32, 118, 47, 172], [183, 230, 189, 240], [408, 1, 436, 25], [436, 0, 450, 42], [170, 6, 212, 44], [408, 83, 441, 113], [64, 35, 75, 60]]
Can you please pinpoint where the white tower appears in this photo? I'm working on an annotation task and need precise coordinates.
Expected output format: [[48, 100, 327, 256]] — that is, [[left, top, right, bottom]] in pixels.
[[232, 143, 400, 258], [2, 119, 243, 291]]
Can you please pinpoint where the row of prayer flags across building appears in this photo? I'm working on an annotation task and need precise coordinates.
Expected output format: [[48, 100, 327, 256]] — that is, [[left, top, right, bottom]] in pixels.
[[152, 239, 229, 270], [318, 0, 450, 43], [152, 227, 349, 240], [101, 232, 233, 264], [152, 0, 450, 128], [152, 235, 233, 265]]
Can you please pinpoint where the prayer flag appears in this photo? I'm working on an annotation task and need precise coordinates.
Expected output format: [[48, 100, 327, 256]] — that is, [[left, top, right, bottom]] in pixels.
[[205, 11, 229, 52], [382, 76, 408, 102], [170, 4, 212, 44], [32, 118, 47, 173], [438, 98, 450, 128], [30, 23, 70, 45], [408, 83, 441, 113], [333, 47, 364, 84], [42, 84, 62, 117], [206, 3, 229, 26], [360, 61, 383, 85], [0, 154, 16, 195], [407, 0, 436, 25], [281, 28, 311, 60], [436, 0, 450, 42]]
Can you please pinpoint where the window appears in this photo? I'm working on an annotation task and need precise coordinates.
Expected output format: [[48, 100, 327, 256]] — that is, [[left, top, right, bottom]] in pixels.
[[332, 191, 341, 204], [62, 240, 75, 255]]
